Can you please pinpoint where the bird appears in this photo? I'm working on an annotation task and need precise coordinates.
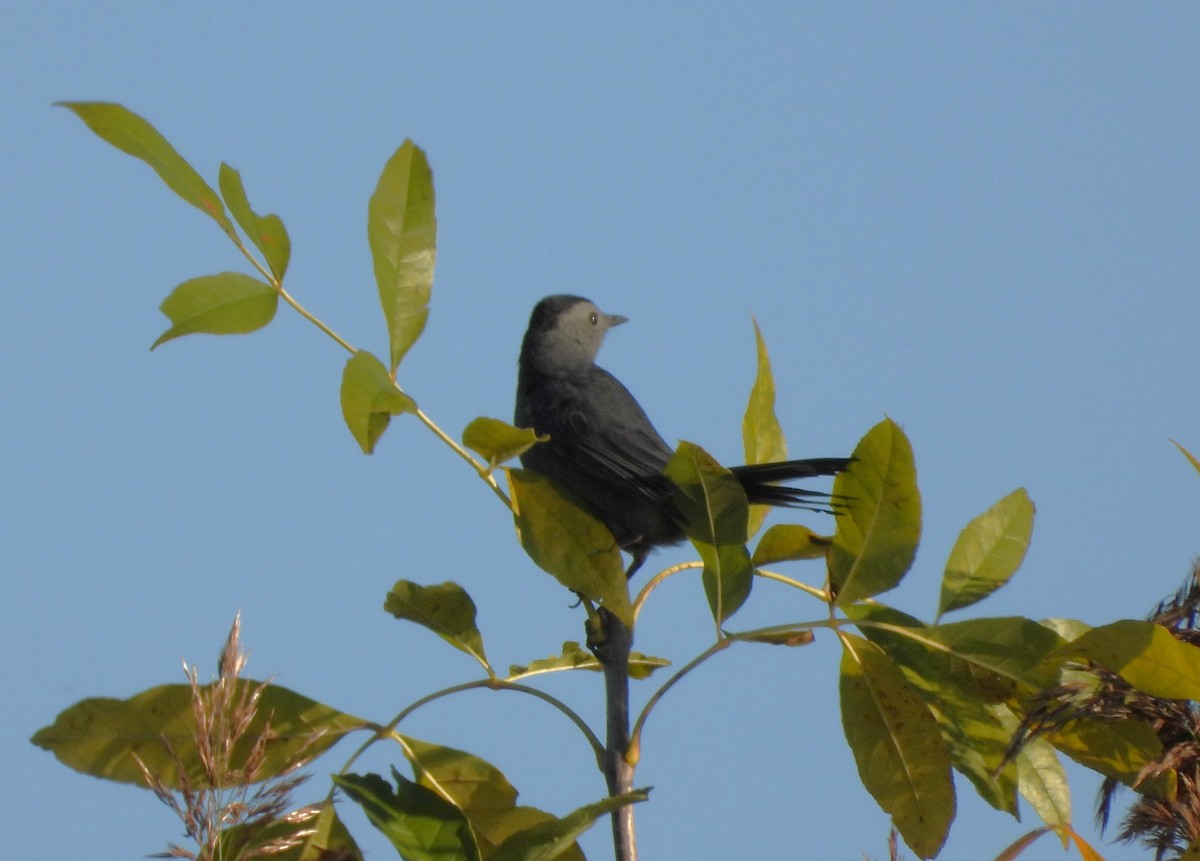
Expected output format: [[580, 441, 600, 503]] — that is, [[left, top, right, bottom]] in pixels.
[[514, 294, 850, 579]]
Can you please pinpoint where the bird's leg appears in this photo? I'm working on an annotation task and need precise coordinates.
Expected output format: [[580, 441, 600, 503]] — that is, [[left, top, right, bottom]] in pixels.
[[624, 544, 649, 580]]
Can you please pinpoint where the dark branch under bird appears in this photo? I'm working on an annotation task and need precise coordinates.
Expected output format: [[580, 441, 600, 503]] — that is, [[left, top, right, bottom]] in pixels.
[[515, 294, 849, 579]]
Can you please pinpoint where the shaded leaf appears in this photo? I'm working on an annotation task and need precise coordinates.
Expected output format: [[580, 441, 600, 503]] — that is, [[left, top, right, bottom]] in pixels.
[[733, 627, 815, 647], [507, 641, 668, 681], [752, 523, 830, 565], [219, 162, 291, 280], [991, 827, 1057, 861], [57, 101, 234, 234], [385, 581, 489, 671], [664, 440, 754, 625], [938, 488, 1034, 618], [742, 319, 787, 536], [297, 804, 363, 861], [925, 616, 1066, 696], [830, 418, 921, 607], [32, 682, 367, 788], [368, 140, 437, 373], [463, 417, 545, 468], [151, 272, 278, 349], [219, 802, 360, 861], [507, 469, 632, 625], [839, 634, 954, 859], [995, 707, 1072, 830], [340, 350, 417, 454], [334, 769, 476, 861], [1052, 620, 1200, 700], [490, 791, 649, 861]]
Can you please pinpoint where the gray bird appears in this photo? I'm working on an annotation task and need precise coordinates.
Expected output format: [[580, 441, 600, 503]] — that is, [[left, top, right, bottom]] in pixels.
[[515, 294, 850, 579]]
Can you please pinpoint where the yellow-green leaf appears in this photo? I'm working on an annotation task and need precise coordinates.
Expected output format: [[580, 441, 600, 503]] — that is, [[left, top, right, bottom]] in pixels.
[[1172, 439, 1200, 477], [507, 469, 631, 625], [151, 272, 278, 349], [1053, 619, 1200, 700], [463, 417, 545, 468], [385, 581, 489, 672], [368, 140, 437, 374], [31, 682, 368, 789], [752, 523, 830, 565], [1047, 717, 1172, 799], [489, 791, 649, 861], [829, 418, 921, 607], [340, 350, 417, 454], [57, 101, 235, 235], [665, 440, 753, 625], [297, 805, 363, 861], [742, 319, 787, 536], [938, 488, 1034, 618], [839, 634, 954, 859], [507, 641, 669, 681], [218, 162, 291, 280]]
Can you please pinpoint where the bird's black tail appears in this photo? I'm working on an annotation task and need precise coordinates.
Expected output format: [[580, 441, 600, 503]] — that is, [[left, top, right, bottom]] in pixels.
[[730, 457, 852, 513]]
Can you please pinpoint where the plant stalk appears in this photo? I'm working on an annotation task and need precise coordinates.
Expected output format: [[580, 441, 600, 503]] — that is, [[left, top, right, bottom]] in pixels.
[[590, 609, 637, 861]]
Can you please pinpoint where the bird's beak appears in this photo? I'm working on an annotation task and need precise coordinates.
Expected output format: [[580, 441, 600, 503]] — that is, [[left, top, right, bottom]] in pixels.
[[607, 313, 629, 328]]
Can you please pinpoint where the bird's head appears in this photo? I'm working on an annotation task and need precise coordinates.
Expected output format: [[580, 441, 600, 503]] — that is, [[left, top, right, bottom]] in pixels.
[[521, 294, 628, 367]]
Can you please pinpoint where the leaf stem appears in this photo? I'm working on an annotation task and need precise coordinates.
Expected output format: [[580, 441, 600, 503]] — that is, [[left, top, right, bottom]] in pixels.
[[413, 407, 512, 509], [629, 637, 734, 756], [632, 561, 703, 622], [753, 567, 832, 602]]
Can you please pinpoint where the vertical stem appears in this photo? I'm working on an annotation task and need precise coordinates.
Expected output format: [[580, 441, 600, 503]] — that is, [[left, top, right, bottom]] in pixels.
[[590, 609, 637, 861]]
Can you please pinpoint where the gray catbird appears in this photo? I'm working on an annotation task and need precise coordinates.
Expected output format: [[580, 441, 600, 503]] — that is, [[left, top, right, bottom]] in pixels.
[[515, 294, 850, 578]]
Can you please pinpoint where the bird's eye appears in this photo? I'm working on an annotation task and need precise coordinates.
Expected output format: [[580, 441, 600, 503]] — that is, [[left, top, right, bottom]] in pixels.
[[589, 312, 598, 326]]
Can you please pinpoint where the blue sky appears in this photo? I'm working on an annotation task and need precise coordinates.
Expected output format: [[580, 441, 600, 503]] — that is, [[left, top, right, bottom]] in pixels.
[[4, 4, 1199, 860]]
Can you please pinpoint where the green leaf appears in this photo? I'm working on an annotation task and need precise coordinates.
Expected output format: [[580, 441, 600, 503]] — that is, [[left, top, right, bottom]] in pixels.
[[32, 681, 367, 788], [839, 634, 954, 859], [664, 441, 754, 625], [507, 641, 669, 681], [846, 604, 1018, 815], [742, 319, 787, 536], [340, 350, 417, 454], [1053, 619, 1200, 700], [733, 627, 815, 647], [463, 417, 546, 468], [297, 804, 363, 861], [1018, 738, 1073, 828], [334, 769, 477, 861], [401, 737, 582, 859], [218, 162, 291, 280], [507, 469, 632, 625], [751, 523, 830, 565], [385, 581, 489, 671], [829, 418, 921, 607], [368, 140, 437, 374], [938, 488, 1034, 618], [151, 272, 278, 349], [489, 791, 649, 861], [1047, 717, 1172, 799], [924, 617, 1065, 697], [57, 101, 234, 235]]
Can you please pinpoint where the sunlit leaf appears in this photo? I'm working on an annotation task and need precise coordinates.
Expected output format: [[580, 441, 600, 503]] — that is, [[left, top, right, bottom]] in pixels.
[[752, 523, 830, 565], [334, 769, 476, 861], [830, 418, 921, 607], [401, 737, 583, 860], [385, 581, 489, 671], [847, 604, 1018, 815], [938, 488, 1034, 618], [340, 350, 417, 454], [1053, 620, 1200, 700], [489, 790, 649, 861], [368, 140, 436, 373], [839, 634, 954, 859], [151, 272, 278, 349], [1048, 717, 1172, 799], [507, 641, 669, 681], [57, 101, 234, 235], [32, 682, 368, 788], [463, 417, 545, 468], [218, 162, 291, 280], [995, 707, 1072, 831], [1172, 439, 1200, 477], [665, 440, 754, 625], [507, 469, 631, 625], [925, 616, 1065, 696], [742, 319, 787, 536]]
